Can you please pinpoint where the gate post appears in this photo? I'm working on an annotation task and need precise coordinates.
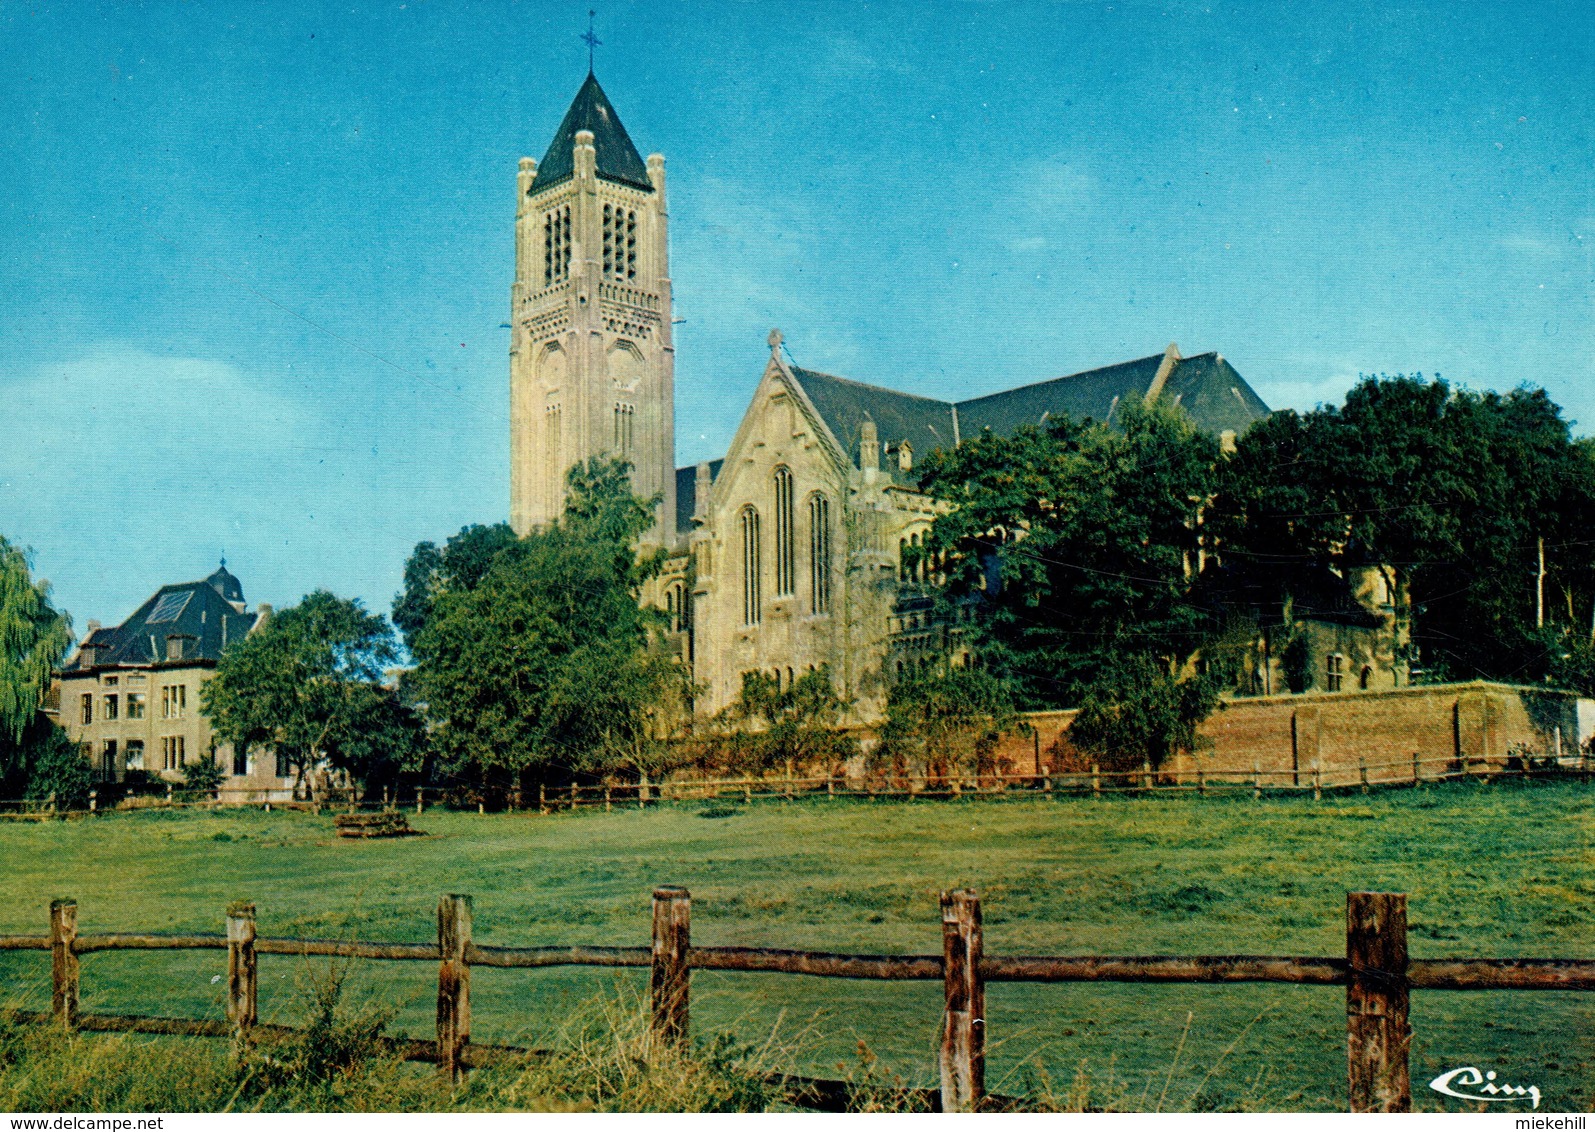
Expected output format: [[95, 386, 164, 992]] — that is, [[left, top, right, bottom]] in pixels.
[[49, 899, 78, 1029], [650, 886, 691, 1045], [1346, 891, 1411, 1112], [939, 888, 985, 1112], [436, 894, 472, 1081]]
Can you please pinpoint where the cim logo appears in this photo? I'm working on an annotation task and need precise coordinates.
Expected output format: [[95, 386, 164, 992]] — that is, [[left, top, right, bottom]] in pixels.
[[1429, 1066, 1541, 1109]]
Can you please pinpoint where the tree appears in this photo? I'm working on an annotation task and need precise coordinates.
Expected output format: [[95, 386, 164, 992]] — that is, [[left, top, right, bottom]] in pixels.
[[914, 398, 1220, 708], [24, 723, 92, 809], [182, 751, 226, 794], [874, 664, 1024, 780], [699, 666, 857, 777], [0, 537, 72, 789], [1067, 654, 1220, 771], [1210, 374, 1595, 687], [412, 457, 691, 794], [393, 523, 518, 656], [202, 590, 401, 799]]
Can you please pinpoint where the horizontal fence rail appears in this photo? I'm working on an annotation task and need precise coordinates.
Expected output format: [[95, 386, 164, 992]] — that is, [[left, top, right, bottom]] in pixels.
[[1, 889, 1590, 1112], [0, 751, 1588, 818]]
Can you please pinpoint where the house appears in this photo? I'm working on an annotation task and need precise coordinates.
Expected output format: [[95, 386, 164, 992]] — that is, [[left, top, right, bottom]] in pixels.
[[57, 563, 292, 799]]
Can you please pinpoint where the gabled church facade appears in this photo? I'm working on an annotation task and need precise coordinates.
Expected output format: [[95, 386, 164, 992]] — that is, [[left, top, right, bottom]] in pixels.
[[510, 77, 1274, 718]]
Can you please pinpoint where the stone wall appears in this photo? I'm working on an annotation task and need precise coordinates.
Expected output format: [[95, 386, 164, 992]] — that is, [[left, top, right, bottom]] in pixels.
[[995, 681, 1590, 787]]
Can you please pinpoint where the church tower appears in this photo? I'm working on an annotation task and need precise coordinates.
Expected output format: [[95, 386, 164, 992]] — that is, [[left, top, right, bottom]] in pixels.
[[510, 74, 675, 542]]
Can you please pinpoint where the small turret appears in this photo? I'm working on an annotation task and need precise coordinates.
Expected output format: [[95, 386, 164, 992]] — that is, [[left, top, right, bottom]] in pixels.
[[860, 418, 880, 482]]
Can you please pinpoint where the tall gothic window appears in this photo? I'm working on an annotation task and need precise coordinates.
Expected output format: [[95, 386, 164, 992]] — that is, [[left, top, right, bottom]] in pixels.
[[808, 493, 832, 614], [741, 506, 762, 626], [543, 205, 571, 285], [773, 468, 795, 597], [602, 204, 638, 281], [613, 403, 635, 456]]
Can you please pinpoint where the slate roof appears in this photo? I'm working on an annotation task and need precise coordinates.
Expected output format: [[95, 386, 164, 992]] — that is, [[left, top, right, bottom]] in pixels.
[[529, 74, 654, 195], [787, 350, 1271, 485], [675, 459, 724, 535], [61, 566, 259, 673]]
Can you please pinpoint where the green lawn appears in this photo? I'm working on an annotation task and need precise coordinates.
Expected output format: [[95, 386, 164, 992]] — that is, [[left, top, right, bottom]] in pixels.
[[1, 779, 1591, 1111]]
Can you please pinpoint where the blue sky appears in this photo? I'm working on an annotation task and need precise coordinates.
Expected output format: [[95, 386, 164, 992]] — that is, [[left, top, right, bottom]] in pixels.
[[2, 0, 1590, 633]]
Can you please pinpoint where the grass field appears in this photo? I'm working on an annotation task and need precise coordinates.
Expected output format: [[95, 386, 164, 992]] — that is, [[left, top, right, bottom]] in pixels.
[[1, 779, 1591, 1111]]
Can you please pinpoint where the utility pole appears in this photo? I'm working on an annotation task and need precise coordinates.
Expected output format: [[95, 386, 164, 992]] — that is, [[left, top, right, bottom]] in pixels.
[[1536, 536, 1545, 630]]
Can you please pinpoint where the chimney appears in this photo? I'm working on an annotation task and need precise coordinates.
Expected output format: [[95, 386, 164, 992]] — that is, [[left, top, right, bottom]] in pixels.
[[898, 440, 913, 474], [255, 603, 273, 627], [1145, 341, 1181, 406], [860, 419, 880, 483]]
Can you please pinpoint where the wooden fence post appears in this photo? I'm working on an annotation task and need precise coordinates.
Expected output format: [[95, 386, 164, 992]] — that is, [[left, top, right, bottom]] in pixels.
[[1412, 751, 1421, 787], [638, 771, 649, 809], [1090, 762, 1100, 799], [1253, 760, 1262, 801], [1346, 891, 1411, 1113], [1141, 759, 1153, 792], [49, 899, 78, 1029], [226, 901, 258, 1041], [1359, 757, 1369, 794], [1313, 762, 1323, 801], [604, 783, 612, 812], [417, 787, 424, 815], [939, 888, 985, 1112], [436, 894, 472, 1081], [650, 885, 691, 1045]]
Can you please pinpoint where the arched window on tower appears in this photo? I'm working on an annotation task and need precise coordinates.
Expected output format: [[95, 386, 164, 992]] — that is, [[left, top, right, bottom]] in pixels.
[[613, 403, 635, 456], [808, 493, 832, 614], [773, 468, 795, 597], [741, 506, 762, 626], [544, 205, 571, 285]]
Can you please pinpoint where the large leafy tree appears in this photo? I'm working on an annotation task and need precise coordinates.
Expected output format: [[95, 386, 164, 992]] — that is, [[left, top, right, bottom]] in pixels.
[[914, 397, 1220, 708], [412, 457, 691, 793], [202, 590, 402, 798], [1210, 374, 1595, 685], [392, 522, 518, 656], [699, 666, 858, 776], [874, 664, 1024, 779], [0, 537, 73, 791]]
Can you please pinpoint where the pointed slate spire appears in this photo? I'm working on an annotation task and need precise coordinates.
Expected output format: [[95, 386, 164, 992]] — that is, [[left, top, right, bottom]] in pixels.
[[530, 74, 653, 193]]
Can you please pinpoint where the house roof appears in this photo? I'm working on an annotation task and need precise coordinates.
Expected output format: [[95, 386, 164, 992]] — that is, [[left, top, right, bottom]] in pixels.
[[675, 459, 724, 535], [61, 568, 259, 673], [785, 349, 1272, 485], [529, 74, 654, 195]]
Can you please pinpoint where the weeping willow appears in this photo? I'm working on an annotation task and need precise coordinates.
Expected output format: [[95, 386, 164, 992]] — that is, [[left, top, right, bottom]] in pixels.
[[0, 536, 71, 747]]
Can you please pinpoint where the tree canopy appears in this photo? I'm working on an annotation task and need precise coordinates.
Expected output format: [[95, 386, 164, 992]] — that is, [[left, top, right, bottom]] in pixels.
[[201, 589, 402, 797], [698, 666, 857, 776], [914, 397, 1220, 709], [0, 537, 73, 793], [409, 457, 690, 794]]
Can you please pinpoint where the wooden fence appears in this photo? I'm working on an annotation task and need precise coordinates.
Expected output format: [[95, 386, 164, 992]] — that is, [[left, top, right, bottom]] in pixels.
[[2, 889, 1592, 1112], [1, 751, 1587, 818]]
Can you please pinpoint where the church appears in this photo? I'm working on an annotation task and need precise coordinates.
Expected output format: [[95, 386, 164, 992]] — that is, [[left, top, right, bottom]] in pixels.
[[508, 74, 1273, 718]]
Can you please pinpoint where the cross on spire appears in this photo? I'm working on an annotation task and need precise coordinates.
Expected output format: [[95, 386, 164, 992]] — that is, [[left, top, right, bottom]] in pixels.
[[581, 10, 601, 74]]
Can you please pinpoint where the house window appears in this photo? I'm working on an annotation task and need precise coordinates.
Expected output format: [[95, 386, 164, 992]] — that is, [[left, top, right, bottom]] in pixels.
[[103, 694, 118, 721], [275, 749, 291, 778], [543, 204, 571, 285], [126, 692, 145, 720], [1360, 665, 1372, 690], [741, 506, 762, 626], [162, 736, 186, 770], [665, 581, 689, 633], [613, 403, 635, 456], [101, 741, 117, 782], [162, 684, 186, 719], [103, 676, 118, 687], [125, 740, 144, 771], [233, 747, 248, 776], [80, 693, 93, 725], [1326, 654, 1344, 692], [773, 468, 795, 597], [809, 494, 832, 614]]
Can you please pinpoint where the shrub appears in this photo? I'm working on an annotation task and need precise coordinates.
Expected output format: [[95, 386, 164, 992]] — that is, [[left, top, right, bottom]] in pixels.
[[182, 754, 226, 793], [23, 724, 92, 808]]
